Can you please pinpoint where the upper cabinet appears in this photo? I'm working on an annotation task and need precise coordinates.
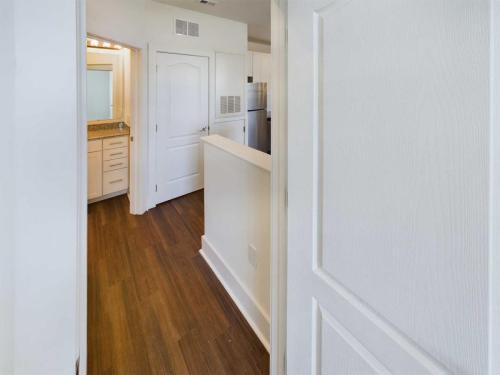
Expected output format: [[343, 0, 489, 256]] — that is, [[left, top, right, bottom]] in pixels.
[[247, 51, 272, 112], [251, 52, 271, 84], [215, 52, 246, 119]]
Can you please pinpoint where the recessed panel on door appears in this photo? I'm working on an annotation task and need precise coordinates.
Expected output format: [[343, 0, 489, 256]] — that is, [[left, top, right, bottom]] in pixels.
[[155, 52, 209, 203], [287, 0, 487, 373]]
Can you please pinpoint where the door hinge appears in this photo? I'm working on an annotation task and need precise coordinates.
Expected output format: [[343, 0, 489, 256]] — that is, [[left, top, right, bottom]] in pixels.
[[156, 124, 158, 133], [130, 135, 134, 142], [155, 184, 158, 192], [76, 356, 80, 375], [243, 125, 246, 133]]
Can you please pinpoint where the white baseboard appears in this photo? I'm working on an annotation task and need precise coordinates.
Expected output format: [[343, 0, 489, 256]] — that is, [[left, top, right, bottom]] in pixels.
[[200, 235, 270, 351]]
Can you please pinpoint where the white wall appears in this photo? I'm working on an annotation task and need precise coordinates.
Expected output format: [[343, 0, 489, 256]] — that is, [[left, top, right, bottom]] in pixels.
[[249, 41, 271, 54], [1, 0, 80, 374], [201, 135, 271, 349], [88, 0, 247, 54], [0, 0, 15, 373]]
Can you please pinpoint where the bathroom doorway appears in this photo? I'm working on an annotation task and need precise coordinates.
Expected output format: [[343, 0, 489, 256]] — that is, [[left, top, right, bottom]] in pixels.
[[85, 35, 144, 215]]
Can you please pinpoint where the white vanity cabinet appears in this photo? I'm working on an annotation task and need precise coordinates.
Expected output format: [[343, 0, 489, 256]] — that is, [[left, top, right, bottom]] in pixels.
[[87, 135, 129, 202], [87, 140, 103, 200]]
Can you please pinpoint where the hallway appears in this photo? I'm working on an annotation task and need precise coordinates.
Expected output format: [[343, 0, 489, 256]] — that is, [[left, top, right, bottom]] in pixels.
[[87, 191, 269, 374]]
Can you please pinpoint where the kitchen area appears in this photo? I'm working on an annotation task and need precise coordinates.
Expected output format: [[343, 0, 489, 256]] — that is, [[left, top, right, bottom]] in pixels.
[[246, 47, 272, 155]]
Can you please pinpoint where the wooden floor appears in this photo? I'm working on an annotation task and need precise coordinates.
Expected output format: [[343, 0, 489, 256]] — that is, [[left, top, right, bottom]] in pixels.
[[88, 191, 269, 374]]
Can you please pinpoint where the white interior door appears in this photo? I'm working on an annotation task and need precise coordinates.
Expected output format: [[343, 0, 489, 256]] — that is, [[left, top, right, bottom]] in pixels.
[[287, 0, 489, 374], [156, 52, 208, 203]]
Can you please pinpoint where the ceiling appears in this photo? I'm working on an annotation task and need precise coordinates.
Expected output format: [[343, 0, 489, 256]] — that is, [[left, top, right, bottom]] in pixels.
[[154, 0, 270, 44]]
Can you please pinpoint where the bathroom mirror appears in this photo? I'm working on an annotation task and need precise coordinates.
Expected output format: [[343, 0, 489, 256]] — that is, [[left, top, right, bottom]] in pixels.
[[86, 46, 124, 123], [87, 65, 114, 121]]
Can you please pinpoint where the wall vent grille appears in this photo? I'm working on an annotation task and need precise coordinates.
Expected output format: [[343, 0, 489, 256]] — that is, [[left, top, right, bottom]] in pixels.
[[220, 96, 241, 114], [175, 19, 200, 37], [188, 22, 200, 37], [221, 96, 228, 114], [175, 19, 188, 35]]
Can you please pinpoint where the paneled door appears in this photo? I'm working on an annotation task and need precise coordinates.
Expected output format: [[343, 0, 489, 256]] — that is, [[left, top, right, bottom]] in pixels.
[[155, 52, 209, 203], [287, 0, 488, 374]]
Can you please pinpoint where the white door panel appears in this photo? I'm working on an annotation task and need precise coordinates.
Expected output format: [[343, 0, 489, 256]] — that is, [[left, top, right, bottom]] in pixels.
[[167, 144, 202, 181], [288, 0, 489, 374], [156, 52, 208, 203]]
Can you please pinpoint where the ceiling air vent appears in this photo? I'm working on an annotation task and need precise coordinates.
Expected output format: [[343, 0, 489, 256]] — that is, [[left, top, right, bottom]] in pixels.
[[175, 19, 200, 37]]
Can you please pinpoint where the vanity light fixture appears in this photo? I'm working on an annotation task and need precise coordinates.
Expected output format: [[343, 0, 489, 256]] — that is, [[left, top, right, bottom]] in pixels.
[[89, 39, 99, 47], [102, 42, 111, 48], [114, 45, 122, 49]]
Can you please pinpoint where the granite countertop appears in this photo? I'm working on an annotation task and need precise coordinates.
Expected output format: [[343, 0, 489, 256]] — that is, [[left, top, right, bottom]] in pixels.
[[88, 122, 130, 140]]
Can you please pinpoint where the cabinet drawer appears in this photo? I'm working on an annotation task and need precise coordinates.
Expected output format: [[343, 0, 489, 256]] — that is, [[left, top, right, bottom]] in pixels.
[[103, 136, 128, 150], [103, 147, 128, 161], [103, 157, 128, 172], [103, 168, 128, 195], [88, 139, 102, 153]]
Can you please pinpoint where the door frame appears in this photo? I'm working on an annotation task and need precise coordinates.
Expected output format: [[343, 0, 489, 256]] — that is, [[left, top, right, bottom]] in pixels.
[[86, 35, 145, 215], [76, 1, 87, 374], [76, 4, 290, 375], [491, 1, 500, 372], [75, 1, 500, 374], [270, 1, 288, 374], [148, 46, 213, 209]]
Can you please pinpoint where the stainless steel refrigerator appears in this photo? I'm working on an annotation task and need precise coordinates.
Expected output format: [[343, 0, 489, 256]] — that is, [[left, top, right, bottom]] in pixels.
[[247, 83, 270, 154]]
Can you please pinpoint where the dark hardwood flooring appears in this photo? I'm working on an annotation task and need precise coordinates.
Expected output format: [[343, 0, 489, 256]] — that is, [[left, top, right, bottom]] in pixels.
[[88, 191, 269, 374]]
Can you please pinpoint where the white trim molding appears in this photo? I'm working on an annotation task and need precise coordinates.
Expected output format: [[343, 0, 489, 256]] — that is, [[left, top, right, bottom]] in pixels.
[[270, 0, 288, 374], [76, 0, 88, 373], [490, 0, 500, 372], [200, 236, 271, 351]]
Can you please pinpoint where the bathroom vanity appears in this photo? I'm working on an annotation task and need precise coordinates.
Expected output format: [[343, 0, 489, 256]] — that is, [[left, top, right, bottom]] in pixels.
[[87, 123, 130, 202]]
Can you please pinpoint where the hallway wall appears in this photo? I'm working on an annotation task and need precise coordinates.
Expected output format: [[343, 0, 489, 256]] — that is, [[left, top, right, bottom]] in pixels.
[[1, 0, 81, 373], [0, 0, 15, 373], [201, 136, 272, 350]]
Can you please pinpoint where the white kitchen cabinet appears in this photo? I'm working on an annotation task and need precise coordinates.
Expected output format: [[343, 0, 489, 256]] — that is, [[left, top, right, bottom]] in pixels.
[[252, 52, 271, 83], [87, 150, 102, 200], [248, 51, 272, 112]]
